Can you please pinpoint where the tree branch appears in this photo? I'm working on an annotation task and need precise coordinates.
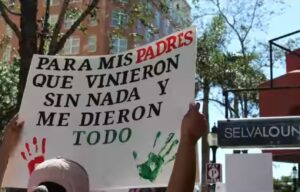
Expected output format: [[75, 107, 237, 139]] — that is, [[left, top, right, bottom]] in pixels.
[[242, 0, 259, 42], [48, 0, 71, 54], [0, 0, 21, 16], [214, 0, 244, 49], [51, 0, 100, 55], [51, 0, 99, 54], [0, 1, 21, 39], [38, 0, 51, 54], [196, 97, 239, 117]]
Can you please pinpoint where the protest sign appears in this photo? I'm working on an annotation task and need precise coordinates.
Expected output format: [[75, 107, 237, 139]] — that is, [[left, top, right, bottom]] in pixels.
[[3, 27, 197, 190], [226, 154, 273, 192]]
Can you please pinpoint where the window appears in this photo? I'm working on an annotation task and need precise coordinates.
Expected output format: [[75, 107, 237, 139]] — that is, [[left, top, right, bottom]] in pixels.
[[155, 10, 160, 27], [48, 15, 58, 26], [145, 29, 152, 43], [164, 20, 170, 35], [7, 0, 15, 9], [154, 34, 160, 41], [111, 37, 127, 53], [146, 1, 153, 11], [63, 37, 80, 55], [114, 0, 128, 3], [64, 17, 75, 29], [89, 15, 98, 26], [44, 0, 59, 6], [2, 44, 11, 62], [136, 20, 142, 34], [168, 26, 174, 34], [88, 35, 97, 52], [70, 0, 81, 3], [111, 10, 128, 27]]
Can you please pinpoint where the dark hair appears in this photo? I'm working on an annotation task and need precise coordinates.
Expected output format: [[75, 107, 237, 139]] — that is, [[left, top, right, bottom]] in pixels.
[[34, 182, 66, 192]]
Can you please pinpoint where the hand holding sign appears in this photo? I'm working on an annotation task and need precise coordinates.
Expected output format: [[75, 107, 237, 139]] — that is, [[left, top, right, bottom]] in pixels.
[[2, 115, 24, 154], [3, 27, 197, 189], [181, 103, 207, 145], [0, 115, 23, 186]]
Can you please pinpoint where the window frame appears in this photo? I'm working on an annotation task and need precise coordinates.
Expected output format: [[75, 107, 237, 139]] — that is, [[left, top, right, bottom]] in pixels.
[[111, 37, 128, 53], [89, 15, 98, 26], [48, 14, 58, 26], [64, 16, 75, 29], [70, 0, 81, 3], [44, 0, 59, 6], [164, 19, 170, 35], [114, 0, 129, 3], [111, 10, 128, 27], [88, 35, 97, 52], [145, 29, 152, 43], [63, 36, 81, 55], [136, 20, 143, 34], [155, 10, 161, 28]]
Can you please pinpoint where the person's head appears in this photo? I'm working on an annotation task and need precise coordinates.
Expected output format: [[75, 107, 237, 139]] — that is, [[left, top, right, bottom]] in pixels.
[[27, 158, 89, 192]]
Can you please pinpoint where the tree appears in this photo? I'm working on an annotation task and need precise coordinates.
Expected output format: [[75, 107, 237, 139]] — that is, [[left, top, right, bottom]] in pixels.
[[274, 176, 293, 192], [192, 1, 286, 191], [209, 0, 274, 118], [0, 0, 101, 126], [195, 15, 227, 191], [0, 58, 19, 136], [193, 0, 284, 118]]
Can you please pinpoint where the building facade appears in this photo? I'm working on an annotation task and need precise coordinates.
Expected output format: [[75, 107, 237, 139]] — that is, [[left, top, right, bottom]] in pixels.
[[0, 0, 191, 61]]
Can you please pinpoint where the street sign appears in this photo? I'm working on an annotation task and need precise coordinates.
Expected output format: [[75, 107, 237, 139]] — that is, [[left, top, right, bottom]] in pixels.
[[218, 116, 300, 148], [206, 163, 222, 184]]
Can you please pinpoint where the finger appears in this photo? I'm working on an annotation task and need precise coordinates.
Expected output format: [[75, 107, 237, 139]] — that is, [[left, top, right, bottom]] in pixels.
[[15, 121, 24, 132], [195, 102, 200, 111], [190, 103, 199, 113], [11, 114, 18, 122], [7, 114, 18, 128], [184, 103, 194, 116]]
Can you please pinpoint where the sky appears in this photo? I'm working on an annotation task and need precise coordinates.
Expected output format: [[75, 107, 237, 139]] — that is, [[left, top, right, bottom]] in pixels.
[[189, 0, 300, 180]]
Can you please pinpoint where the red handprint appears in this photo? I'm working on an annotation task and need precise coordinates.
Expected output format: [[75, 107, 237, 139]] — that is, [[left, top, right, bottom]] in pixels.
[[21, 137, 46, 175]]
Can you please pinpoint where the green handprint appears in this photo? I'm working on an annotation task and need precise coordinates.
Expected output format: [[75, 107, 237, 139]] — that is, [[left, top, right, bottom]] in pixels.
[[133, 131, 179, 182]]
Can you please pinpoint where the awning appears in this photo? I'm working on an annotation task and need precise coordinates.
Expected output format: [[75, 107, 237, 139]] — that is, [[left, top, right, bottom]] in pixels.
[[263, 149, 300, 163]]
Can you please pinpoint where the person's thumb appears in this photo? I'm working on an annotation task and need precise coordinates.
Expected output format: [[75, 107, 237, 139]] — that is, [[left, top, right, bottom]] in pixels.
[[195, 102, 200, 111]]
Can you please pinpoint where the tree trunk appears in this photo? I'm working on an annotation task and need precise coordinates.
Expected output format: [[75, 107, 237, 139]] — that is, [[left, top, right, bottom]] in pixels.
[[201, 80, 210, 192], [6, 3, 38, 191], [243, 95, 248, 117], [233, 94, 240, 118], [17, 0, 38, 109]]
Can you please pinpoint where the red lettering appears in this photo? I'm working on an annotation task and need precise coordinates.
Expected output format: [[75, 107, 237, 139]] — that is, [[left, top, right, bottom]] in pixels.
[[137, 48, 146, 64], [166, 35, 177, 53], [183, 30, 193, 46], [156, 40, 167, 57], [145, 46, 155, 60], [178, 32, 184, 48], [136, 30, 194, 64]]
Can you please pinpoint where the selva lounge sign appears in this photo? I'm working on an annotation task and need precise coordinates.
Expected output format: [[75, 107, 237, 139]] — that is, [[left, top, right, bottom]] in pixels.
[[218, 116, 300, 147]]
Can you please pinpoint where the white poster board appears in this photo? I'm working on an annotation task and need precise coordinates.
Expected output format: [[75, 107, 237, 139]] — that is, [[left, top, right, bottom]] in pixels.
[[225, 154, 273, 192], [3, 27, 197, 191], [216, 182, 226, 192]]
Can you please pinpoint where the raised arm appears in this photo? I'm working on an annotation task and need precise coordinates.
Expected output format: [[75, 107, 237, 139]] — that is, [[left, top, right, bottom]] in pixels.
[[167, 103, 207, 192], [0, 115, 24, 187]]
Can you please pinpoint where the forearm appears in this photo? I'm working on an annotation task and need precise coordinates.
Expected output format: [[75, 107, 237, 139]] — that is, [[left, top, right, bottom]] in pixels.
[[0, 144, 10, 187], [167, 139, 197, 192]]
